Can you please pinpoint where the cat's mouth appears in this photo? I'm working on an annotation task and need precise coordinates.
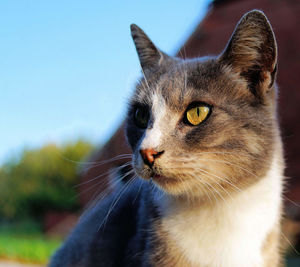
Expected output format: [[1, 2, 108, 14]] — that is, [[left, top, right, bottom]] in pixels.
[[152, 174, 179, 185], [134, 162, 182, 188]]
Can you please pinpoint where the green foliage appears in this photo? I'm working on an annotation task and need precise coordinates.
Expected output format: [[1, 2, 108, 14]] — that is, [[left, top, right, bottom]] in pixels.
[[0, 220, 61, 263], [0, 139, 95, 220], [0, 232, 61, 264]]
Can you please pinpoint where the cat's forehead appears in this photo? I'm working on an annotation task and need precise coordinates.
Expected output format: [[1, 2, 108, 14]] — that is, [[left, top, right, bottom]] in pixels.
[[134, 58, 237, 111]]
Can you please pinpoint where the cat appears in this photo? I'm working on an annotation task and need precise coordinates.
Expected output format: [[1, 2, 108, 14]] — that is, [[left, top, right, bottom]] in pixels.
[[49, 10, 284, 267]]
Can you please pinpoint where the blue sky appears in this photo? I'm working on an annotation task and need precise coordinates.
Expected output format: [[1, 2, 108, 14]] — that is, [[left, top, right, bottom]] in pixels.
[[0, 0, 211, 163]]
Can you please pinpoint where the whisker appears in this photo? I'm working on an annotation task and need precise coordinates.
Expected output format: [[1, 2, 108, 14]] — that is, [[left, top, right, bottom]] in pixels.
[[178, 174, 193, 204], [81, 170, 134, 210], [79, 169, 136, 218], [192, 176, 226, 206], [98, 176, 136, 231], [74, 161, 132, 188], [61, 153, 132, 167], [90, 154, 132, 167], [132, 181, 144, 204], [195, 158, 258, 178], [166, 165, 241, 193], [284, 196, 300, 208], [280, 230, 299, 255], [176, 150, 283, 164], [195, 170, 234, 203], [187, 174, 215, 206]]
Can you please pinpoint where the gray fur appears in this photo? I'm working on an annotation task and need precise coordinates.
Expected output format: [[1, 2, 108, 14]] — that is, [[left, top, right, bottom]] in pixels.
[[49, 10, 281, 266]]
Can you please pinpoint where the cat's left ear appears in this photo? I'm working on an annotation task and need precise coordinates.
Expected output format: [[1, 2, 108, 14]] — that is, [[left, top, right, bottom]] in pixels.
[[130, 24, 173, 78], [219, 10, 277, 98]]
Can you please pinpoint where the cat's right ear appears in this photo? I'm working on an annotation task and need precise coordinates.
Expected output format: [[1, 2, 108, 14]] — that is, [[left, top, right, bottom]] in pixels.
[[130, 24, 171, 77]]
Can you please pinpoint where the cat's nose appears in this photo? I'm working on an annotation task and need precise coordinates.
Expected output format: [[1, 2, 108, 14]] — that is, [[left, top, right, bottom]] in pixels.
[[139, 148, 164, 167]]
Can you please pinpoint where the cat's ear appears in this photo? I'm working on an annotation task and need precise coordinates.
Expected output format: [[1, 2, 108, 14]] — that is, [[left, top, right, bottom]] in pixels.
[[130, 24, 172, 77], [219, 10, 277, 98]]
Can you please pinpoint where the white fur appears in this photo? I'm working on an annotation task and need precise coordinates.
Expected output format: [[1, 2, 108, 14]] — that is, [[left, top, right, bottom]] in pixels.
[[160, 151, 283, 267], [140, 92, 166, 150]]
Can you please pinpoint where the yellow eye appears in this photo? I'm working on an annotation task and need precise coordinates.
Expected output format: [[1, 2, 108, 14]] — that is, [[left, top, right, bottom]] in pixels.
[[186, 106, 210, 126]]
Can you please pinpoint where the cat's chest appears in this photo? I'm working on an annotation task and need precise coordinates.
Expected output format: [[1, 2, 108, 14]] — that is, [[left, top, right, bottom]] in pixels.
[[155, 165, 282, 267], [160, 206, 263, 267]]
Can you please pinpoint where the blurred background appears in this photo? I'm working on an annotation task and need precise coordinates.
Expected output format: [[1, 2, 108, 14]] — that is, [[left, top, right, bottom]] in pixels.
[[1, 0, 300, 266]]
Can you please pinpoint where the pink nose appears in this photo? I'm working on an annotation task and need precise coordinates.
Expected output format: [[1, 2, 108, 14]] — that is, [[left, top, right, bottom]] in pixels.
[[139, 148, 164, 167]]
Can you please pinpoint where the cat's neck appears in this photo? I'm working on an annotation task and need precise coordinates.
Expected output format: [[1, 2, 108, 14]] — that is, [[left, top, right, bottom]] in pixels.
[[153, 145, 283, 267]]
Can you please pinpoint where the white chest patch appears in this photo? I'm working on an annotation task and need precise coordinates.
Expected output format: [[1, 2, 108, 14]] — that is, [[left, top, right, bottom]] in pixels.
[[160, 154, 283, 267]]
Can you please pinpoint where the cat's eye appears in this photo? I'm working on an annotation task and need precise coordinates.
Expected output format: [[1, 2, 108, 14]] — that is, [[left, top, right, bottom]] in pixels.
[[185, 105, 210, 126], [134, 106, 150, 129]]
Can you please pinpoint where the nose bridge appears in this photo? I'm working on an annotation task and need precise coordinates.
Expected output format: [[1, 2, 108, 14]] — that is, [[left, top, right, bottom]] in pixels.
[[140, 92, 166, 150], [140, 124, 162, 150]]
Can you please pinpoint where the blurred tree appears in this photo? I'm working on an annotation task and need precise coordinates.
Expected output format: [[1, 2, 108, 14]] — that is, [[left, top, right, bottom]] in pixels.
[[0, 140, 95, 221]]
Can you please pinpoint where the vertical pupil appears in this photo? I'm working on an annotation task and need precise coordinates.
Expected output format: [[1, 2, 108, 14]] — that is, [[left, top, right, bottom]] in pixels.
[[197, 107, 200, 116]]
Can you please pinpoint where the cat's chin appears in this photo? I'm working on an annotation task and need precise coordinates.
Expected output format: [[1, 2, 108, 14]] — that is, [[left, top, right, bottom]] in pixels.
[[137, 170, 205, 197], [150, 174, 194, 196], [136, 172, 182, 194], [152, 174, 178, 185], [150, 175, 215, 200]]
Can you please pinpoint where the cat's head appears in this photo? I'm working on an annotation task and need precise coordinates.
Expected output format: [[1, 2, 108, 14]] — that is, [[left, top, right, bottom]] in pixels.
[[126, 10, 278, 199]]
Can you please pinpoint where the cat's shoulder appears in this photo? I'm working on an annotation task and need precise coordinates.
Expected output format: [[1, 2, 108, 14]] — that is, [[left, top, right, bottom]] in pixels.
[[49, 179, 149, 267]]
